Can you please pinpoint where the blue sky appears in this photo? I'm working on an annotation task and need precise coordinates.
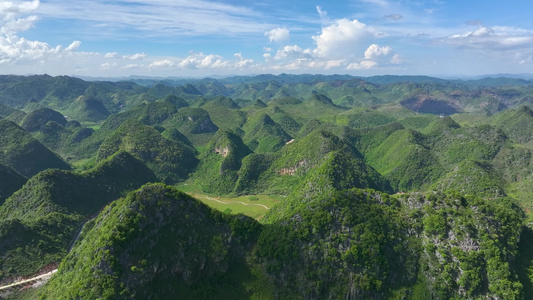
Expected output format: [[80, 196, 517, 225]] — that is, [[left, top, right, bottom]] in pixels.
[[1, 0, 533, 77]]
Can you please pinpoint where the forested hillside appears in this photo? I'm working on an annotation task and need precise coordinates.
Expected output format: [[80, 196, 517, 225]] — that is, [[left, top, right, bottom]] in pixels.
[[2, 74, 533, 299]]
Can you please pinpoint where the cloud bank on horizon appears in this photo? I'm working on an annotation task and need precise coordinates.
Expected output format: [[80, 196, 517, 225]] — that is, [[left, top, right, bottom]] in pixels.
[[1, 0, 533, 77]]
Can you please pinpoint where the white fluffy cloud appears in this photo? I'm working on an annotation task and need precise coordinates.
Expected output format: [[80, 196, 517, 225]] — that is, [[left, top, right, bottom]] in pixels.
[[149, 60, 174, 68], [104, 52, 118, 59], [273, 45, 313, 60], [234, 52, 254, 68], [124, 64, 139, 69], [313, 59, 344, 70], [260, 17, 404, 73], [443, 25, 533, 50], [106, 52, 146, 60], [0, 0, 86, 66], [0, 0, 39, 14], [347, 60, 377, 70], [364, 44, 392, 59], [126, 53, 146, 60], [0, 0, 40, 35], [347, 44, 400, 70], [312, 19, 385, 58], [178, 52, 228, 69], [269, 57, 346, 72], [0, 15, 38, 34], [65, 40, 81, 51], [0, 35, 82, 63], [100, 62, 118, 70], [147, 52, 255, 71], [0, 1, 405, 76], [265, 27, 290, 43]]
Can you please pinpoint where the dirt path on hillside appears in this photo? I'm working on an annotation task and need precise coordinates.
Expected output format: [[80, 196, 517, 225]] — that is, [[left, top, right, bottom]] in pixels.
[[0, 213, 98, 292], [0, 270, 57, 291]]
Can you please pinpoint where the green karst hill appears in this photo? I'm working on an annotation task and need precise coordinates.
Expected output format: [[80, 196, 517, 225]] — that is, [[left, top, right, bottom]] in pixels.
[[99, 96, 183, 131], [253, 98, 267, 108], [0, 151, 156, 281], [200, 96, 246, 132], [340, 121, 405, 155], [265, 106, 302, 136], [163, 107, 219, 145], [336, 107, 397, 129], [193, 130, 252, 194], [433, 160, 506, 197], [0, 103, 15, 119], [491, 105, 533, 143], [33, 184, 527, 300], [67, 96, 111, 122], [38, 183, 263, 299], [428, 124, 507, 169], [2, 74, 533, 299], [234, 129, 390, 196], [366, 128, 443, 191], [0, 164, 26, 204], [0, 119, 70, 177], [19, 108, 67, 132], [97, 119, 198, 183], [34, 121, 98, 159], [242, 113, 292, 153]]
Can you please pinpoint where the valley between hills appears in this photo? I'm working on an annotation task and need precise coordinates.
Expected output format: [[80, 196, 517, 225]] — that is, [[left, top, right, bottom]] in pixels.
[[1, 74, 533, 299]]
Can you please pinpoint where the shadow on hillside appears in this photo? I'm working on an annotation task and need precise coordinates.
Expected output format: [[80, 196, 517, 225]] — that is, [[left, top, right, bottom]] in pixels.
[[516, 226, 533, 297]]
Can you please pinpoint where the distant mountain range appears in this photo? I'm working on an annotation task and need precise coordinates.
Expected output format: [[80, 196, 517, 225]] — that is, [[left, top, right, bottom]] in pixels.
[[76, 73, 533, 86]]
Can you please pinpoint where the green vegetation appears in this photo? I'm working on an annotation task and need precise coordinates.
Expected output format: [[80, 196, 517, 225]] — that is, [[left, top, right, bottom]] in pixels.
[[0, 151, 157, 281], [264, 106, 301, 136], [340, 121, 405, 155], [99, 95, 185, 131], [97, 119, 198, 183], [0, 103, 16, 118], [0, 164, 26, 204], [491, 105, 533, 143], [433, 160, 505, 197], [0, 119, 70, 177], [200, 96, 246, 132], [37, 183, 267, 300], [33, 120, 102, 162], [33, 184, 526, 299], [180, 188, 281, 220], [258, 189, 419, 299], [272, 94, 347, 124], [66, 96, 110, 122], [366, 129, 443, 191], [428, 124, 507, 169], [192, 130, 252, 194], [336, 107, 396, 128], [2, 74, 533, 298], [410, 193, 524, 299], [234, 129, 390, 196], [19, 108, 68, 132], [163, 107, 219, 145], [242, 113, 292, 153]]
